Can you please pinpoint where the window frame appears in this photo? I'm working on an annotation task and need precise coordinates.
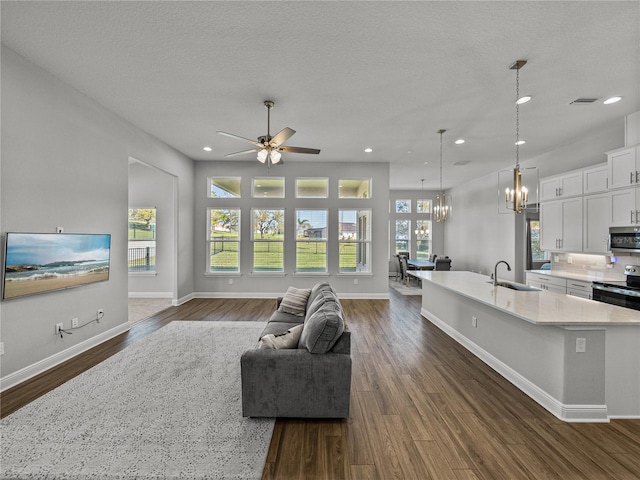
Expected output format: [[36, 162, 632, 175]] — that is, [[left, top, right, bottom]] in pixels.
[[295, 177, 329, 198], [208, 176, 241, 198], [295, 208, 329, 273], [207, 207, 241, 274], [338, 208, 372, 274], [128, 207, 157, 274], [251, 208, 285, 273]]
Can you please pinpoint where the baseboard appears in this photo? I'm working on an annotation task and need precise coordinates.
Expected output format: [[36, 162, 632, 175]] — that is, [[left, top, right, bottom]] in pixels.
[[194, 291, 389, 300], [1, 322, 131, 393], [421, 306, 610, 423], [128, 291, 173, 298], [175, 292, 195, 306]]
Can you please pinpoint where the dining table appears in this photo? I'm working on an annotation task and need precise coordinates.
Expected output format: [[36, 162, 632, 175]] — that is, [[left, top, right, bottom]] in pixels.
[[407, 259, 435, 270]]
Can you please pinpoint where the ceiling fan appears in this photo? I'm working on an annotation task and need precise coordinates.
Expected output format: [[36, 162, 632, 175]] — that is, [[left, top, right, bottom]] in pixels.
[[217, 100, 320, 165]]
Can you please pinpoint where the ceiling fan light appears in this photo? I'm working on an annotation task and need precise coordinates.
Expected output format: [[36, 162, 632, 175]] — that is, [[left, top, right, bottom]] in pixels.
[[257, 149, 268, 163], [270, 150, 282, 164]]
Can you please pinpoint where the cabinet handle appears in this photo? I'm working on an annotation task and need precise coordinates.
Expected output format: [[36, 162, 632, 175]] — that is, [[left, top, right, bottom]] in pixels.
[[632, 172, 635, 184], [559, 187, 563, 196], [636, 171, 640, 183], [633, 211, 636, 224], [637, 210, 640, 224]]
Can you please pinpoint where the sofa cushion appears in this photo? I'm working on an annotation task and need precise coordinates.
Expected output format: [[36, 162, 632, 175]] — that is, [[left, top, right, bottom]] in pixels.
[[277, 286, 312, 316], [306, 281, 334, 310], [259, 321, 302, 339], [299, 299, 345, 354], [258, 324, 304, 349], [305, 288, 339, 322]]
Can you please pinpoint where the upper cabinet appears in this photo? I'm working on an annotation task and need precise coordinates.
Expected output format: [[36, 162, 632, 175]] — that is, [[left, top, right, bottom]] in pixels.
[[539, 171, 583, 202], [583, 164, 609, 194], [608, 145, 640, 189]]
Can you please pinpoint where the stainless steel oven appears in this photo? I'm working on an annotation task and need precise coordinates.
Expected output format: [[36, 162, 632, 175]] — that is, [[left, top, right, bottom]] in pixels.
[[592, 265, 640, 312], [609, 226, 640, 254]]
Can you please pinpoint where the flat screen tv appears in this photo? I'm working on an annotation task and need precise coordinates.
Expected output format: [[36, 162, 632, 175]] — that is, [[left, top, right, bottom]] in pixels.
[[2, 232, 111, 300]]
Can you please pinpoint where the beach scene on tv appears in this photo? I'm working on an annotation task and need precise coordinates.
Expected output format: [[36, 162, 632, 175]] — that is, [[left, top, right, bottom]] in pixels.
[[3, 233, 111, 300]]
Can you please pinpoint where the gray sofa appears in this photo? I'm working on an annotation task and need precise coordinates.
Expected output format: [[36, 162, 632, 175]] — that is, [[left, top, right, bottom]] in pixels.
[[240, 282, 352, 418]]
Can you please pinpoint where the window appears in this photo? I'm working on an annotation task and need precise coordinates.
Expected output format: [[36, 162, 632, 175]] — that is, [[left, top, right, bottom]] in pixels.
[[339, 178, 371, 198], [208, 177, 241, 198], [339, 209, 371, 273], [395, 219, 410, 254], [253, 177, 284, 198], [296, 178, 328, 198], [415, 220, 431, 260], [128, 208, 156, 273], [252, 209, 285, 272], [208, 208, 240, 272], [417, 199, 431, 213], [395, 200, 411, 213], [296, 209, 328, 272]]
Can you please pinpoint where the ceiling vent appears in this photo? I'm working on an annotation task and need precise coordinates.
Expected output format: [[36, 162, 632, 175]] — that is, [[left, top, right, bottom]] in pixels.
[[570, 98, 599, 105]]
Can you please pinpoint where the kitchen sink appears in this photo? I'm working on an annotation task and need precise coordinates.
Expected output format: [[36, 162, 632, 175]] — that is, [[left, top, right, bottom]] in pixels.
[[487, 280, 541, 292]]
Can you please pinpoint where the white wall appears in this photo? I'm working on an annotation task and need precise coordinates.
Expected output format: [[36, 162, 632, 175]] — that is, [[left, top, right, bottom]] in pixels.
[[193, 160, 390, 298], [0, 46, 194, 382], [128, 161, 176, 298]]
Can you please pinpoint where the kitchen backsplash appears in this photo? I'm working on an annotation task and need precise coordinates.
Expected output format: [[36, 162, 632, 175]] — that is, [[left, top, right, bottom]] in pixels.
[[550, 253, 634, 281]]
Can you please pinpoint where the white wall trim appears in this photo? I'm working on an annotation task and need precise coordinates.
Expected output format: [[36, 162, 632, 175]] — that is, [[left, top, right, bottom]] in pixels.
[[421, 306, 610, 423], [128, 291, 173, 298], [175, 292, 195, 306], [1, 322, 130, 393], [193, 291, 389, 300]]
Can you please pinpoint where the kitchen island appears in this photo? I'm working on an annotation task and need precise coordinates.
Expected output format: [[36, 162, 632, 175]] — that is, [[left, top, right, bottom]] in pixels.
[[411, 270, 640, 422]]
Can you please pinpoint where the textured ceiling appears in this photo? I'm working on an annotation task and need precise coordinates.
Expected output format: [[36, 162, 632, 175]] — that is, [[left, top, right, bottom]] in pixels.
[[2, 1, 639, 190]]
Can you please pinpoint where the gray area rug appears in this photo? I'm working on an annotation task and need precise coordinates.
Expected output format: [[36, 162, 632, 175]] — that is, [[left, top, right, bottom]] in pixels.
[[1, 321, 273, 480], [389, 278, 422, 295]]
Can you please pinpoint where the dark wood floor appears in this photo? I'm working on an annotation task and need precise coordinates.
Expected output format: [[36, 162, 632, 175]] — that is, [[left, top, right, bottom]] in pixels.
[[2, 291, 640, 479]]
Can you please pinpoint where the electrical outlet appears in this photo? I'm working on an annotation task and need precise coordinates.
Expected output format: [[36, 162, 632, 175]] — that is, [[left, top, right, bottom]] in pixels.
[[576, 337, 586, 353], [471, 316, 478, 328], [354, 278, 359, 285], [71, 317, 79, 328], [228, 278, 234, 285], [97, 309, 104, 320], [567, 256, 573, 264], [56, 226, 64, 233], [0, 342, 4, 356], [55, 323, 64, 335]]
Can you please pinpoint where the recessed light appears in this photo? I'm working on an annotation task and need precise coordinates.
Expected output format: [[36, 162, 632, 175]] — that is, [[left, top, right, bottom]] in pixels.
[[603, 96, 622, 105], [515, 140, 526, 146], [516, 95, 532, 105], [364, 148, 373, 153], [423, 161, 429, 165], [407, 150, 413, 154], [455, 139, 465, 145], [203, 146, 212, 152]]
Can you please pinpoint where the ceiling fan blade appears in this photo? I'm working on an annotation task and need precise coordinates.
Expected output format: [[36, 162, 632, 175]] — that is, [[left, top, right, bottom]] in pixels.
[[270, 127, 296, 146], [217, 131, 262, 147], [225, 148, 260, 158], [279, 146, 321, 155]]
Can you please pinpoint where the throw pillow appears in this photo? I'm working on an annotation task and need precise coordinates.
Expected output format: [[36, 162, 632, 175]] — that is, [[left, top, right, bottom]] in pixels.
[[278, 286, 312, 316], [258, 324, 304, 349], [298, 300, 345, 354]]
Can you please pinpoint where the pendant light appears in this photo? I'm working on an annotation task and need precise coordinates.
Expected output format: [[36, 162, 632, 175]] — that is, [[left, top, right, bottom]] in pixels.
[[505, 60, 529, 213], [415, 179, 428, 236], [434, 129, 450, 222]]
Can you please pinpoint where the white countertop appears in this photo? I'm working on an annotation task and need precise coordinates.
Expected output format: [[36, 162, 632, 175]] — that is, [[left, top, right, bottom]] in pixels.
[[526, 269, 623, 283], [413, 271, 640, 326]]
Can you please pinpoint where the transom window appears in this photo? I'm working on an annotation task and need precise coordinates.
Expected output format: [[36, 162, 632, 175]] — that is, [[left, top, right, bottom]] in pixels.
[[296, 178, 328, 198], [253, 177, 284, 198], [208, 177, 241, 198]]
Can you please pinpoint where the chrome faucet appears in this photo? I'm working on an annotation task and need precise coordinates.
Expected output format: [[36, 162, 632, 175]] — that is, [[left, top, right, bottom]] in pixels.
[[493, 260, 512, 286]]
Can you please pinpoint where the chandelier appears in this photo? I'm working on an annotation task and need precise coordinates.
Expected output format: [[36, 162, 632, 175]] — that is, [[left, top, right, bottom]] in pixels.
[[434, 129, 450, 222], [504, 60, 529, 213], [415, 179, 428, 235]]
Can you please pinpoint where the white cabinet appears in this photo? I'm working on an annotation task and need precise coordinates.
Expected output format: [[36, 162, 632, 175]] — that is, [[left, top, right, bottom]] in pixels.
[[566, 279, 593, 300], [609, 187, 640, 226], [583, 164, 609, 194], [539, 171, 583, 202], [583, 193, 610, 253], [540, 198, 583, 251], [525, 273, 567, 294], [608, 145, 640, 189]]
